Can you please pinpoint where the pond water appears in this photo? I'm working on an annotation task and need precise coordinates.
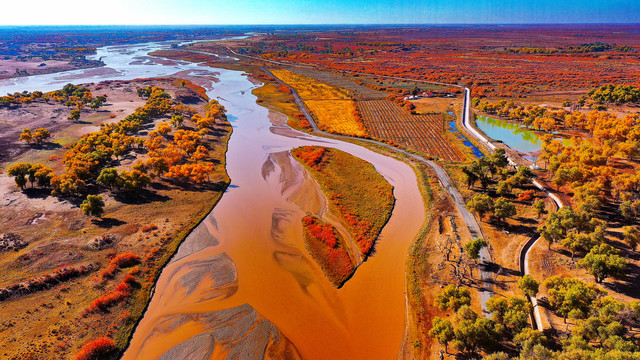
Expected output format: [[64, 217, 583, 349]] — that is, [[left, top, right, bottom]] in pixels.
[[448, 115, 484, 158], [475, 115, 545, 154]]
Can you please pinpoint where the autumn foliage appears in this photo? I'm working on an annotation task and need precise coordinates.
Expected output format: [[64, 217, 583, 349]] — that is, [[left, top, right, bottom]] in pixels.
[[88, 269, 138, 313], [303, 215, 339, 248], [240, 27, 640, 97], [72, 337, 116, 360], [302, 216, 355, 287], [292, 146, 326, 169], [270, 69, 367, 136], [96, 253, 140, 283], [292, 146, 395, 258]]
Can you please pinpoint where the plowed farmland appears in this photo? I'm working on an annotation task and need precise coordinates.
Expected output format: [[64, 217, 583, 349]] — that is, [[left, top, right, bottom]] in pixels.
[[357, 100, 464, 162]]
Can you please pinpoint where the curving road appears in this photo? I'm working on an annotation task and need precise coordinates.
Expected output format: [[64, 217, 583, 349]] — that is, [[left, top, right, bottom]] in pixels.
[[459, 87, 564, 330], [229, 44, 564, 329]]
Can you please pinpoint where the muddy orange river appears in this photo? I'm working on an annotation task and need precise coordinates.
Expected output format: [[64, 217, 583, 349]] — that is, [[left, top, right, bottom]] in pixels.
[[0, 40, 425, 359], [120, 67, 427, 359]]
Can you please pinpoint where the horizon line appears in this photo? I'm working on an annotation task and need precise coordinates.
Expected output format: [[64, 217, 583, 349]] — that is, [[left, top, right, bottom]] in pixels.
[[1, 22, 640, 27]]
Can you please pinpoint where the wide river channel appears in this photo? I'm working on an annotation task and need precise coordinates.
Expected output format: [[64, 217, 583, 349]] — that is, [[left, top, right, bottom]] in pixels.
[[0, 40, 425, 359]]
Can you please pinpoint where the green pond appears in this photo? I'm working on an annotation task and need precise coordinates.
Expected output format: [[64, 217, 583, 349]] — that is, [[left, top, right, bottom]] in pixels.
[[475, 115, 570, 159]]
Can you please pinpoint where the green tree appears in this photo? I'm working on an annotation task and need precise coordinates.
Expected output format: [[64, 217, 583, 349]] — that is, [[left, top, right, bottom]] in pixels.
[[622, 226, 639, 252], [7, 163, 30, 189], [484, 353, 510, 360], [561, 232, 595, 261], [97, 168, 120, 190], [27, 163, 54, 188], [462, 166, 479, 188], [435, 284, 471, 311], [137, 87, 151, 99], [544, 276, 605, 323], [494, 197, 517, 224], [514, 328, 547, 354], [620, 200, 636, 219], [518, 275, 540, 297], [533, 200, 546, 218], [170, 114, 184, 128], [486, 296, 532, 334], [465, 238, 488, 260], [578, 244, 627, 284], [89, 98, 103, 110], [429, 317, 454, 353], [68, 109, 81, 121], [466, 194, 494, 219], [452, 305, 499, 354], [496, 180, 512, 197], [81, 195, 105, 218], [489, 148, 510, 169], [118, 170, 151, 192]]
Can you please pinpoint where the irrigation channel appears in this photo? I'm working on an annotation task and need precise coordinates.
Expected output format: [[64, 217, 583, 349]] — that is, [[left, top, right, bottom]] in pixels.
[[0, 41, 426, 358]]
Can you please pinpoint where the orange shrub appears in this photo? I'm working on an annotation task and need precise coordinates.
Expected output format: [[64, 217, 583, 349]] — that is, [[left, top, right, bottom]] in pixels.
[[97, 263, 118, 282], [292, 146, 327, 169], [73, 338, 116, 360], [111, 253, 140, 268], [517, 189, 536, 202], [141, 224, 158, 232]]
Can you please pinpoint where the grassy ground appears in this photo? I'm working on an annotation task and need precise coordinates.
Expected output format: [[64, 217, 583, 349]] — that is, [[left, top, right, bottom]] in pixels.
[[250, 76, 312, 132], [251, 79, 312, 130], [292, 146, 395, 258], [0, 80, 232, 360]]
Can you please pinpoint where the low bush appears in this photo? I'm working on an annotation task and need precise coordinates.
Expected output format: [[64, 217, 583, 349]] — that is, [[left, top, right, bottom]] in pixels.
[[73, 337, 116, 360]]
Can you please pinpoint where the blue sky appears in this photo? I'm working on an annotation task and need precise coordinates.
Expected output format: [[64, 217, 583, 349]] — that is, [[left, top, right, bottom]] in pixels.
[[5, 0, 640, 25]]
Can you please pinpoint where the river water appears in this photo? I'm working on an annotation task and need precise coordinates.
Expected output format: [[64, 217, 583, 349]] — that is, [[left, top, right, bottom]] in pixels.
[[0, 41, 425, 359]]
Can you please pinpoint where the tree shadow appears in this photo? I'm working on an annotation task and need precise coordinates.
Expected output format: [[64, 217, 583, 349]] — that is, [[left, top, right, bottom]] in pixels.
[[23, 187, 54, 199], [113, 188, 171, 204], [32, 142, 63, 150], [149, 181, 174, 191], [604, 262, 640, 299], [164, 179, 229, 192], [92, 217, 126, 228]]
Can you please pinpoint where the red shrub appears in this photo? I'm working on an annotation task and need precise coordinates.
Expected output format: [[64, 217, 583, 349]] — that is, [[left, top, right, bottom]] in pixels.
[[303, 216, 339, 248], [88, 290, 128, 312], [517, 189, 536, 202], [73, 338, 116, 360], [293, 146, 327, 169]]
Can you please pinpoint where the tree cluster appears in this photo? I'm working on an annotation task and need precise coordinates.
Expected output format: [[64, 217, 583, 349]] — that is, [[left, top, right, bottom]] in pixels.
[[589, 84, 640, 104], [429, 278, 640, 359], [18, 127, 50, 145]]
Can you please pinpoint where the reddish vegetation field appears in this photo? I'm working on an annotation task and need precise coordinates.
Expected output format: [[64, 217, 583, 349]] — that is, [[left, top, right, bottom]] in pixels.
[[225, 25, 640, 98], [301, 216, 356, 288], [357, 100, 464, 161]]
